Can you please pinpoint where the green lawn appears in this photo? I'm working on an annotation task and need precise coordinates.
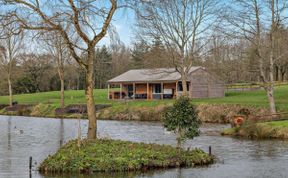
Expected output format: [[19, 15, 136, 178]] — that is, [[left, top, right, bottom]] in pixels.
[[193, 85, 288, 111], [0, 89, 172, 108], [0, 89, 110, 106], [0, 85, 287, 111], [263, 120, 288, 128]]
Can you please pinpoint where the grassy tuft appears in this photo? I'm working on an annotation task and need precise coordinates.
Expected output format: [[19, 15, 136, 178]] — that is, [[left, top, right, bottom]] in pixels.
[[39, 139, 213, 174], [221, 128, 237, 135], [221, 120, 288, 139]]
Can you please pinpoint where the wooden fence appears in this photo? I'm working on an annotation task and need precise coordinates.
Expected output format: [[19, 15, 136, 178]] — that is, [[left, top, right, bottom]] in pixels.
[[252, 112, 288, 122], [234, 112, 288, 125], [226, 81, 288, 92]]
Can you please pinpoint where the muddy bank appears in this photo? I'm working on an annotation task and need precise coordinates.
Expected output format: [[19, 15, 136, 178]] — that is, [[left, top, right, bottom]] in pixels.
[[0, 104, 8, 110], [196, 104, 270, 123], [0, 103, 111, 118], [97, 104, 270, 123], [0, 103, 270, 124], [96, 105, 166, 121]]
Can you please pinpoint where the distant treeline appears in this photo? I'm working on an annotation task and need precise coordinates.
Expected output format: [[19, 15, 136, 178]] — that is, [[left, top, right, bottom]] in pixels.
[[1, 34, 288, 96]]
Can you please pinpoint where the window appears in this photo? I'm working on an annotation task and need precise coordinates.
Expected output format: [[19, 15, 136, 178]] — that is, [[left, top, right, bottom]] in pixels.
[[127, 85, 133, 97], [154, 84, 161, 93], [178, 82, 190, 91]]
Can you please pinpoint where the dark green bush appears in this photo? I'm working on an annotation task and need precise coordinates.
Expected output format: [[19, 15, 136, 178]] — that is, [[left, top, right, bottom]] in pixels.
[[162, 96, 201, 148]]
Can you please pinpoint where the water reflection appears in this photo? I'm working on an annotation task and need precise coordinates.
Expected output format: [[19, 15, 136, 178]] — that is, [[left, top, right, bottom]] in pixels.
[[0, 116, 288, 178], [7, 116, 11, 150], [43, 167, 195, 178], [59, 119, 64, 147]]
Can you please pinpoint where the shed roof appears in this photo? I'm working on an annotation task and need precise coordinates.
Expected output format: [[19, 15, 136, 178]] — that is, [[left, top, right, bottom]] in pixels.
[[108, 67, 203, 83]]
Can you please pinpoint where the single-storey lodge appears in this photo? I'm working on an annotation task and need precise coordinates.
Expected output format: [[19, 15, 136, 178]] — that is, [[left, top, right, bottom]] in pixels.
[[107, 67, 225, 100]]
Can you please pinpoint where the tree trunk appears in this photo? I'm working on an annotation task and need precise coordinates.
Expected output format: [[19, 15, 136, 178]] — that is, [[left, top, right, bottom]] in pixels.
[[176, 128, 182, 149], [57, 65, 65, 108], [8, 73, 13, 107], [60, 77, 65, 108], [275, 65, 279, 81], [267, 0, 276, 115], [77, 75, 80, 90], [266, 86, 276, 114], [56, 51, 65, 108], [254, 0, 276, 115], [86, 50, 97, 139], [266, 53, 276, 114], [181, 70, 188, 97], [281, 71, 285, 81], [181, 78, 188, 96], [278, 66, 281, 82], [259, 59, 276, 115]]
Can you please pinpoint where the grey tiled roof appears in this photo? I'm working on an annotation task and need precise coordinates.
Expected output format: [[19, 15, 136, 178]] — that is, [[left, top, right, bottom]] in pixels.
[[108, 67, 202, 83]]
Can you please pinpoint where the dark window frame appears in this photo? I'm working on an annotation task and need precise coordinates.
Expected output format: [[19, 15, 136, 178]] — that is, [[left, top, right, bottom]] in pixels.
[[154, 84, 162, 93], [178, 82, 190, 91]]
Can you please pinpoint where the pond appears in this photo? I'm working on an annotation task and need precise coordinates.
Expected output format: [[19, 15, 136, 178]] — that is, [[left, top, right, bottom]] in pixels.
[[1, 115, 288, 178]]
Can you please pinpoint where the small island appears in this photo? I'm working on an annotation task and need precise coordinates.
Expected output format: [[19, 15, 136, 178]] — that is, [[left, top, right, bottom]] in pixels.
[[40, 97, 212, 174], [39, 139, 213, 173]]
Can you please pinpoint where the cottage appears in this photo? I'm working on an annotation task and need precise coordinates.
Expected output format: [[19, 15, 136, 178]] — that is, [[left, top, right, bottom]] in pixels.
[[107, 67, 225, 100]]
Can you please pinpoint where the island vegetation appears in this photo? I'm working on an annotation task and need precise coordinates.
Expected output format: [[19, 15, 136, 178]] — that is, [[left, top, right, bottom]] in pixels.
[[39, 139, 213, 174]]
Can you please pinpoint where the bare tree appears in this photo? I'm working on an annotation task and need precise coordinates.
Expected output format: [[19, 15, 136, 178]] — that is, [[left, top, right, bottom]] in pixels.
[[1, 0, 117, 139], [224, 0, 288, 114], [136, 0, 220, 96], [41, 32, 69, 108], [274, 26, 288, 81], [0, 23, 24, 106], [204, 34, 251, 83]]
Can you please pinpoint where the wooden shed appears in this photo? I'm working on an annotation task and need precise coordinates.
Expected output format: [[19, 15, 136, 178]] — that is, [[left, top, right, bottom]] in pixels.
[[107, 67, 225, 100]]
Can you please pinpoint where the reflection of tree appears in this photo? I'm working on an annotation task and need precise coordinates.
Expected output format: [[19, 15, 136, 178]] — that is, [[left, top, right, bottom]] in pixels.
[[59, 119, 64, 148], [42, 166, 170, 178], [7, 116, 11, 151], [4, 116, 12, 169], [176, 168, 183, 178]]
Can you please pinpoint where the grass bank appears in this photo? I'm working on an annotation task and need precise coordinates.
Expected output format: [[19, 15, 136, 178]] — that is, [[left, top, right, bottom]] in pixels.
[[2, 86, 288, 108], [1, 85, 288, 121], [221, 120, 288, 139], [39, 139, 213, 174]]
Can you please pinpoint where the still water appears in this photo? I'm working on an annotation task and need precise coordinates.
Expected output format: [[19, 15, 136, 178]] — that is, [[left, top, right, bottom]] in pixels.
[[0, 115, 288, 178]]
